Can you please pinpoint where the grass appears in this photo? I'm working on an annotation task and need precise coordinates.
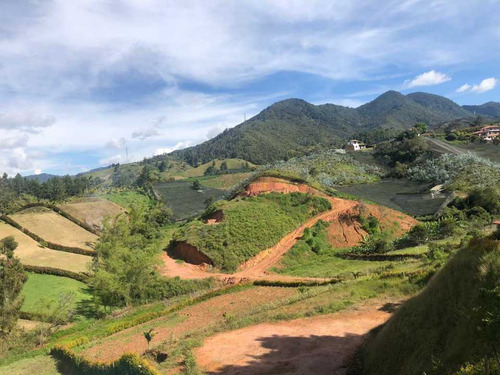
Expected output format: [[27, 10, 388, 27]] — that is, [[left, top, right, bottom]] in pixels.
[[173, 193, 332, 270], [21, 273, 93, 316], [0, 222, 92, 273], [10, 208, 99, 250], [361, 238, 500, 375], [154, 180, 226, 220], [449, 141, 500, 163], [180, 158, 255, 178], [101, 190, 153, 211], [58, 197, 126, 230], [336, 178, 447, 216], [0, 356, 59, 375], [272, 221, 427, 278], [200, 172, 253, 190]]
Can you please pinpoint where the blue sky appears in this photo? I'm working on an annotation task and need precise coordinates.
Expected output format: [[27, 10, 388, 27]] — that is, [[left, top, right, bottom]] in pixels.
[[0, 0, 499, 176]]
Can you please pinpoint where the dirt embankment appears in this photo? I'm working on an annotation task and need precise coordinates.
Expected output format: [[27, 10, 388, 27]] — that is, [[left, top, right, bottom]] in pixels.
[[242, 176, 329, 198], [162, 177, 418, 281]]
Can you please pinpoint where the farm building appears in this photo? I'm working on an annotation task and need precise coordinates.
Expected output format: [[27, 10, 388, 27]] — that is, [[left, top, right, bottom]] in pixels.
[[345, 140, 366, 151], [473, 125, 500, 141]]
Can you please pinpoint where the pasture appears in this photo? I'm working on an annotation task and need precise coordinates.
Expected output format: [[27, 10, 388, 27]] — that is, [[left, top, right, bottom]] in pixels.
[[200, 172, 253, 190], [10, 208, 99, 250], [0, 222, 91, 273], [336, 178, 447, 216], [58, 197, 126, 230], [154, 180, 226, 220], [180, 158, 255, 178], [101, 190, 153, 210], [21, 273, 92, 316]]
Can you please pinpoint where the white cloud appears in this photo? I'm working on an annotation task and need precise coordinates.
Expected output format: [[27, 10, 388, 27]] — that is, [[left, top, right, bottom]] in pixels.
[[99, 154, 123, 166], [0, 112, 56, 133], [154, 141, 191, 156], [131, 128, 160, 140], [106, 137, 126, 150], [34, 168, 42, 175], [405, 70, 451, 88], [8, 148, 33, 170], [456, 83, 471, 93], [471, 77, 497, 93], [0, 134, 29, 150]]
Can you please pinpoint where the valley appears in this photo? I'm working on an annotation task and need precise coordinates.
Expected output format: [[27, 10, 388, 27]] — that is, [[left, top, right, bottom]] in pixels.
[[0, 103, 499, 375]]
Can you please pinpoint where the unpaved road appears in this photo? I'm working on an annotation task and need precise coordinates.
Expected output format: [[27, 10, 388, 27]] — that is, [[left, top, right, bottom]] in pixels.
[[426, 137, 467, 155], [195, 300, 395, 375], [160, 196, 357, 283]]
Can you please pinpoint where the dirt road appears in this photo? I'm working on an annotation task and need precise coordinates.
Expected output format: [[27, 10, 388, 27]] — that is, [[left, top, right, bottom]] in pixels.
[[160, 196, 357, 283], [426, 137, 467, 155], [195, 300, 395, 375]]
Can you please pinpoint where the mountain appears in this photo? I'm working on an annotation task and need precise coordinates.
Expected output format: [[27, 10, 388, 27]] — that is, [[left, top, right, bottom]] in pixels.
[[170, 91, 486, 165], [463, 101, 500, 118], [24, 173, 57, 183]]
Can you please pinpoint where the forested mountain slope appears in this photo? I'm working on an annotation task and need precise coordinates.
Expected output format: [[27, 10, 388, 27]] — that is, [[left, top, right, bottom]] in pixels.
[[171, 91, 494, 165]]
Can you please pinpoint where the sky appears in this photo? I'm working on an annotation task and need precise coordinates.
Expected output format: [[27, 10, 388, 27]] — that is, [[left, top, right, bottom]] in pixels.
[[0, 0, 499, 176]]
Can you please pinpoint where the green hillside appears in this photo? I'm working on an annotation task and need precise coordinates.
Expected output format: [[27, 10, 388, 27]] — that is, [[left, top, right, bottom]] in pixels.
[[171, 91, 484, 165], [463, 101, 500, 118], [360, 237, 500, 375], [172, 193, 331, 270]]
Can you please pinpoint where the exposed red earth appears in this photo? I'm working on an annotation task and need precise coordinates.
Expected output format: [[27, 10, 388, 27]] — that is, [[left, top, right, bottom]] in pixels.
[[195, 299, 398, 375], [160, 177, 417, 283]]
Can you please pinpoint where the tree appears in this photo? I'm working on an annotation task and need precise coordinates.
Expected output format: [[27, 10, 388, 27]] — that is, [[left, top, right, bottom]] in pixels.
[[414, 122, 428, 135], [0, 236, 27, 336], [90, 207, 169, 309], [192, 180, 201, 191], [219, 161, 228, 172], [143, 328, 156, 350]]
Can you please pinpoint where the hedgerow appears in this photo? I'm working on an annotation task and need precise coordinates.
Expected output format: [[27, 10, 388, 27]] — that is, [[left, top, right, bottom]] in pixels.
[[0, 215, 96, 256], [22, 265, 89, 283]]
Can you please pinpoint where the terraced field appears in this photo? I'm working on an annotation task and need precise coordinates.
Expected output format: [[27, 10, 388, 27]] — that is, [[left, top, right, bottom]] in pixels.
[[0, 221, 92, 273], [10, 207, 99, 250], [58, 197, 126, 231]]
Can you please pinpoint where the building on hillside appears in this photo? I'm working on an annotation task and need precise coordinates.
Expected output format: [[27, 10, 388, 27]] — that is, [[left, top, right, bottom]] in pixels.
[[345, 140, 366, 151], [473, 125, 500, 141]]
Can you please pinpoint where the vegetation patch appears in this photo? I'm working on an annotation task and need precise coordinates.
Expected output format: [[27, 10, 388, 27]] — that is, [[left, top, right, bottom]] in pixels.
[[154, 180, 226, 220], [200, 172, 253, 190], [172, 193, 331, 270], [101, 190, 153, 211], [58, 197, 126, 232], [360, 238, 500, 375], [21, 273, 92, 318]]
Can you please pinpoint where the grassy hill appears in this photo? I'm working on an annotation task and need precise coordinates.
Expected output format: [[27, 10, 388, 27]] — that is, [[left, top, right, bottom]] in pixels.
[[172, 193, 331, 270], [360, 237, 500, 375], [170, 91, 490, 165]]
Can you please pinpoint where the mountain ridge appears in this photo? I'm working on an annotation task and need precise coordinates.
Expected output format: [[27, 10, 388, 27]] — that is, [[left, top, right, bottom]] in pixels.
[[171, 91, 498, 165]]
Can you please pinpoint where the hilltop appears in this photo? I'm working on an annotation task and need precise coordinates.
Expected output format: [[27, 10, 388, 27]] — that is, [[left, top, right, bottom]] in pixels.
[[171, 91, 499, 165]]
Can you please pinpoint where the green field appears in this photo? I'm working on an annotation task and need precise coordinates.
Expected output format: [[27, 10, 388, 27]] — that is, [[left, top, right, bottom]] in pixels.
[[336, 178, 447, 216], [101, 190, 153, 210], [449, 142, 500, 163], [21, 273, 92, 316], [173, 193, 331, 270], [154, 180, 226, 220], [0, 356, 59, 375], [200, 172, 253, 190]]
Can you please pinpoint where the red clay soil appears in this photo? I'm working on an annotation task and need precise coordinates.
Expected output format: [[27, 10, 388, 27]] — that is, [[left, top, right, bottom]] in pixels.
[[81, 287, 297, 362], [242, 176, 329, 198], [160, 177, 417, 282], [195, 300, 396, 375]]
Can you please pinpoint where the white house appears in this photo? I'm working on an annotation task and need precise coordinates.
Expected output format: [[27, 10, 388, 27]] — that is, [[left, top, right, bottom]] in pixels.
[[345, 140, 365, 151]]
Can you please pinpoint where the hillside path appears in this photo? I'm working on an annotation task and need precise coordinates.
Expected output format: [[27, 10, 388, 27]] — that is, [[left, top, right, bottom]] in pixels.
[[195, 299, 396, 375], [426, 137, 467, 155], [160, 196, 357, 283]]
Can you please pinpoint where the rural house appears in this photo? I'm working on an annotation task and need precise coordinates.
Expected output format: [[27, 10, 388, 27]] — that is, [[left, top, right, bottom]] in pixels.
[[473, 125, 500, 141], [345, 140, 366, 151]]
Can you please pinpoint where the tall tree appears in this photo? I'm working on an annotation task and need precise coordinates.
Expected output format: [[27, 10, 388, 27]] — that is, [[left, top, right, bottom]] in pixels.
[[0, 236, 27, 336]]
